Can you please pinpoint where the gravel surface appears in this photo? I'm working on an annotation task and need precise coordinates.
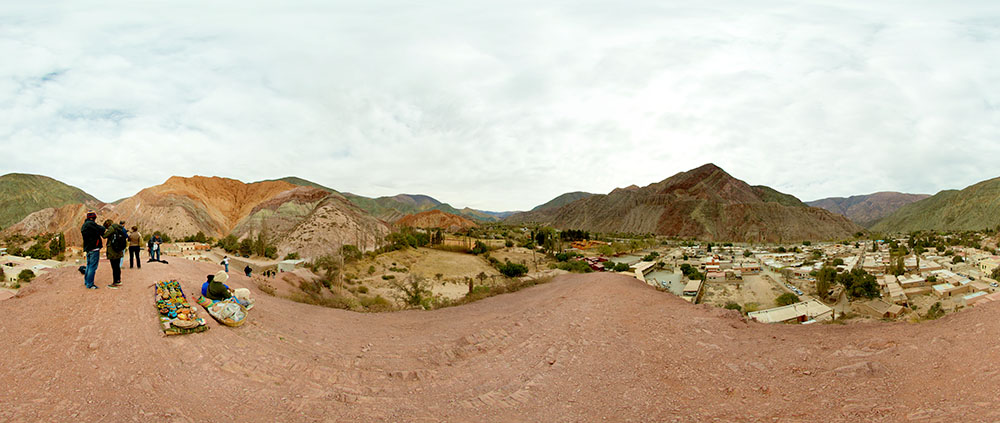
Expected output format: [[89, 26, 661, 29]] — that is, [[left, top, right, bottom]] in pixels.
[[1, 258, 997, 422]]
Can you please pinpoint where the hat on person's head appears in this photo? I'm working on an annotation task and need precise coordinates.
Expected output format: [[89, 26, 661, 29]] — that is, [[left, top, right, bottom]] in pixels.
[[119, 220, 125, 225], [214, 271, 229, 284], [86, 210, 97, 220], [206, 274, 214, 282]]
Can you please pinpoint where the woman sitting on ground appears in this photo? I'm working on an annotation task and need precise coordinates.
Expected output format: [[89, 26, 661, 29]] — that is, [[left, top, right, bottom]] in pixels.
[[201, 271, 233, 301], [201, 271, 254, 309]]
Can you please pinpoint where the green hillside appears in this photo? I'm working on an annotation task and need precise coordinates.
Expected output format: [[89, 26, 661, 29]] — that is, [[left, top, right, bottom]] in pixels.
[[257, 176, 339, 193], [872, 177, 1000, 233], [0, 173, 99, 228]]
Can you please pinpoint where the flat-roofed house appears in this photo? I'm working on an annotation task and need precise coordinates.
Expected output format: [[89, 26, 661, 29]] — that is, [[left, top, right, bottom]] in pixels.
[[855, 300, 905, 319], [748, 299, 834, 324]]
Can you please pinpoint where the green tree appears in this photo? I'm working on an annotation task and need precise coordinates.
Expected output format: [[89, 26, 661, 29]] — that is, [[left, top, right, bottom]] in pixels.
[[17, 269, 35, 283], [832, 258, 844, 266], [283, 252, 300, 260], [25, 242, 51, 260], [340, 245, 362, 263], [48, 233, 65, 257], [238, 238, 253, 257], [815, 266, 837, 299], [389, 274, 432, 307], [217, 235, 239, 253], [471, 241, 489, 255], [775, 292, 800, 306]]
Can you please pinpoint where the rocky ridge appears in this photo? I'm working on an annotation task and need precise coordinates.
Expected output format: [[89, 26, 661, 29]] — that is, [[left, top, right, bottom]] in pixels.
[[807, 192, 930, 227], [506, 163, 863, 241]]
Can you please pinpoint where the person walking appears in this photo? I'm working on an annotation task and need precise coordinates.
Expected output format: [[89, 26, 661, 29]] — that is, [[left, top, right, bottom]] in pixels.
[[221, 255, 229, 273], [128, 226, 142, 268], [244, 265, 252, 277], [102, 219, 127, 288], [80, 211, 104, 290]]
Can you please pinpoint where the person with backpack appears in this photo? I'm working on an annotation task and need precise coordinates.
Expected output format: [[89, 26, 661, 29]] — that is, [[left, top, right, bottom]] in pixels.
[[80, 211, 104, 290], [128, 226, 142, 268], [103, 219, 127, 288]]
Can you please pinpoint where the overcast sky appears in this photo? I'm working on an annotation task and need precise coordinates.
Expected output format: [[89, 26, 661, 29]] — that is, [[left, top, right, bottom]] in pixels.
[[2, 1, 999, 211]]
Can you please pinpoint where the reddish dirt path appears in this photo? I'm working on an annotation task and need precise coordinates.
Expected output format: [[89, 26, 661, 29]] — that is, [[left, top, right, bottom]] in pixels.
[[1, 258, 999, 422]]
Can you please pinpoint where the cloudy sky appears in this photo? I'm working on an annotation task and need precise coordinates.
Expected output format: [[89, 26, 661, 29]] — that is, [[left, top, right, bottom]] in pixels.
[[2, 1, 999, 211]]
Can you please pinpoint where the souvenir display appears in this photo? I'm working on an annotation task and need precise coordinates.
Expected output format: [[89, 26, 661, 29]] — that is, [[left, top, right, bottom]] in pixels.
[[155, 280, 208, 335]]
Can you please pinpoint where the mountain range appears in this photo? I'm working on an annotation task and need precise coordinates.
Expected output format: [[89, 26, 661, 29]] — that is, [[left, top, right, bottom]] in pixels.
[[806, 192, 930, 228], [506, 164, 863, 242], [0, 173, 98, 229], [871, 177, 1000, 233], [6, 165, 1000, 255]]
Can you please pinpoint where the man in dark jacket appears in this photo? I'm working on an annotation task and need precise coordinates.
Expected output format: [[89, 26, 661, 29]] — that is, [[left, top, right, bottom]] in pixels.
[[103, 219, 126, 287], [80, 211, 104, 290]]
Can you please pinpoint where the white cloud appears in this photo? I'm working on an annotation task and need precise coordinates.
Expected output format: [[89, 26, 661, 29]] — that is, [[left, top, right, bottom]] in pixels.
[[1, 0, 999, 209]]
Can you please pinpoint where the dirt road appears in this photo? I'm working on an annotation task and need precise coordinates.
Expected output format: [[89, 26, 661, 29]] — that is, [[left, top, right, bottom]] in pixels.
[[1, 259, 999, 422]]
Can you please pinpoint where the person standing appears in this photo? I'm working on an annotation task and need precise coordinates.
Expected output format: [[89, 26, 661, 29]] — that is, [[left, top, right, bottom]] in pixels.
[[103, 219, 126, 288], [221, 255, 230, 273], [80, 211, 104, 290], [244, 265, 252, 277], [118, 221, 127, 268], [128, 226, 142, 269], [147, 236, 154, 261], [152, 234, 163, 261]]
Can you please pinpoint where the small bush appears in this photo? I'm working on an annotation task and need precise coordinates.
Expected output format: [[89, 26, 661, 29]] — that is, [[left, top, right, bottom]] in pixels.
[[723, 301, 741, 312], [367, 265, 376, 275], [497, 261, 528, 278], [283, 252, 300, 260], [556, 260, 592, 273], [924, 302, 945, 320], [743, 302, 760, 313], [17, 269, 35, 283], [357, 285, 369, 294], [471, 241, 489, 255], [505, 239, 514, 248], [358, 295, 394, 312], [381, 275, 395, 280]]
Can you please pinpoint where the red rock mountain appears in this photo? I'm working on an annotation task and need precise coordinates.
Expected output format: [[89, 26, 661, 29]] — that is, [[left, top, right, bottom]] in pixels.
[[506, 164, 863, 242], [396, 210, 478, 232], [4, 176, 390, 258]]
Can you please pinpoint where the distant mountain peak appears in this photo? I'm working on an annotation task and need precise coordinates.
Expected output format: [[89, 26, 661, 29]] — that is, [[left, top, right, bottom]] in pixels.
[[506, 163, 861, 241]]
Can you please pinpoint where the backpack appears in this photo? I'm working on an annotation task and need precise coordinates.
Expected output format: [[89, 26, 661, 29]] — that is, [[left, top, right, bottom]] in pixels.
[[110, 227, 127, 252]]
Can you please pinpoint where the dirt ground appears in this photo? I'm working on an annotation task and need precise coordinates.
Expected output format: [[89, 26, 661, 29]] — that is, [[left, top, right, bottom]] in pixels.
[[345, 247, 499, 302], [7, 260, 1000, 421], [701, 274, 784, 309]]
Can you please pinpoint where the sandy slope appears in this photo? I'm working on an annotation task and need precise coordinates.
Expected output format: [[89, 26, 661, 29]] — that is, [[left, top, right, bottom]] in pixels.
[[2, 259, 999, 422]]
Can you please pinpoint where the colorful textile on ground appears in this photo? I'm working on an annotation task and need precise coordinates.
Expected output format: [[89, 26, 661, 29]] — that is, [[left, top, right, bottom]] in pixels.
[[197, 295, 248, 327], [155, 280, 208, 335]]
